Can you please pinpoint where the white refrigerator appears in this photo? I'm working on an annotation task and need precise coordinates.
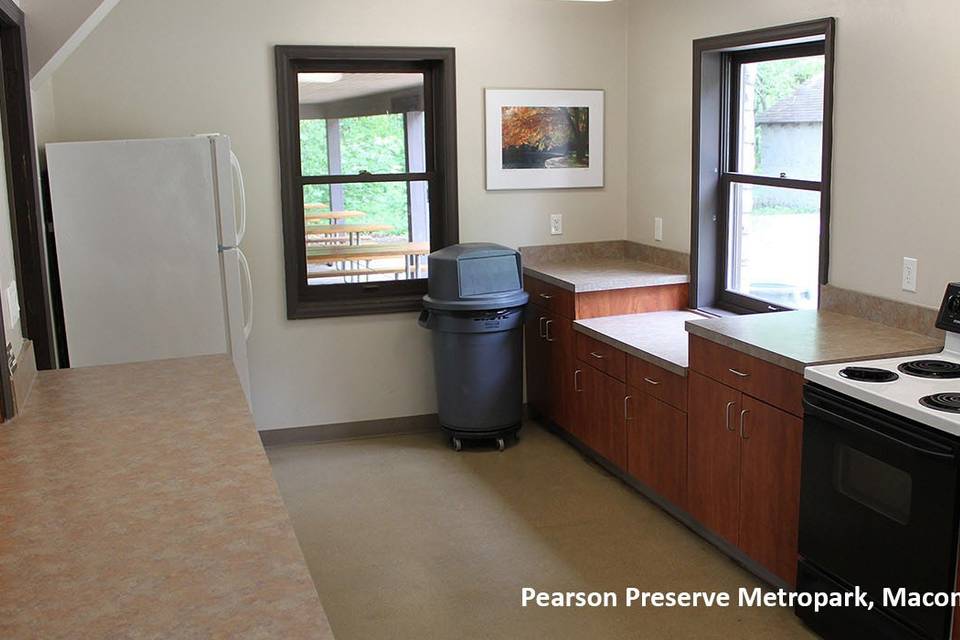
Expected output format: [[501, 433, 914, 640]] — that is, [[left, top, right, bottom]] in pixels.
[[46, 135, 253, 406]]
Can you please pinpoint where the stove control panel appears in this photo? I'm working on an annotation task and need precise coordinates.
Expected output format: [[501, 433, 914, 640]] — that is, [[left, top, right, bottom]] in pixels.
[[937, 282, 960, 332]]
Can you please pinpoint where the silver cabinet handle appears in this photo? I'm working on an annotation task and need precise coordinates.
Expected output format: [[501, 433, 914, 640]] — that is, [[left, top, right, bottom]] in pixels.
[[539, 293, 553, 300], [624, 395, 633, 420], [589, 351, 604, 360], [545, 319, 554, 342], [643, 377, 661, 386], [724, 401, 736, 432], [574, 369, 583, 392], [538, 317, 547, 338], [740, 409, 751, 439], [728, 368, 750, 378]]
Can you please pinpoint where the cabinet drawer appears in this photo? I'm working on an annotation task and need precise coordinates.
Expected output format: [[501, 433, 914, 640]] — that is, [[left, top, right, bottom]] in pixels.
[[688, 335, 803, 416], [576, 333, 626, 381], [627, 356, 687, 412], [524, 275, 575, 319]]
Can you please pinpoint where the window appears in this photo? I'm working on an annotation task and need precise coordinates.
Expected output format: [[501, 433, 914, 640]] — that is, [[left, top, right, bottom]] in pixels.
[[691, 20, 835, 314], [275, 47, 458, 318]]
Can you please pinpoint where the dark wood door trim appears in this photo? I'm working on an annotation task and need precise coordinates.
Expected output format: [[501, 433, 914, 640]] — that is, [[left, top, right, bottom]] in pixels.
[[0, 0, 55, 371]]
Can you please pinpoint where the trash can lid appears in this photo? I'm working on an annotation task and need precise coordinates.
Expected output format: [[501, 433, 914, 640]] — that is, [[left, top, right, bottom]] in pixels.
[[422, 243, 530, 310]]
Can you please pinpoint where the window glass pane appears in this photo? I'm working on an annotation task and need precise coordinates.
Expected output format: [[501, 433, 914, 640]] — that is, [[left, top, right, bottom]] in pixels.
[[303, 181, 430, 286], [297, 72, 425, 177], [339, 114, 407, 175], [726, 182, 819, 309], [737, 55, 825, 181]]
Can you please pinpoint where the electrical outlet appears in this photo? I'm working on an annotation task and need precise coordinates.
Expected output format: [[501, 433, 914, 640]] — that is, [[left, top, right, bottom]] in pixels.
[[902, 257, 918, 292], [654, 217, 663, 242], [550, 214, 563, 236]]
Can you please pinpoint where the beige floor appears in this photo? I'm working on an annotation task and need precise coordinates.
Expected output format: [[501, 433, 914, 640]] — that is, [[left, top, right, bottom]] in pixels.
[[267, 422, 817, 640]]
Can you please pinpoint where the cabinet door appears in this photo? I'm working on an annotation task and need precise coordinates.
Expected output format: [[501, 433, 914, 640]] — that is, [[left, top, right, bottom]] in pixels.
[[627, 391, 687, 508], [581, 366, 626, 469], [687, 371, 742, 546], [738, 395, 803, 586], [545, 315, 574, 427], [570, 363, 588, 442], [524, 305, 549, 419], [557, 350, 579, 436]]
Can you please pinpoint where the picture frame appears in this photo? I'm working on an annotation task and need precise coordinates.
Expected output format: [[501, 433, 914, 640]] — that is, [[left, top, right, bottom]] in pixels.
[[484, 89, 604, 190]]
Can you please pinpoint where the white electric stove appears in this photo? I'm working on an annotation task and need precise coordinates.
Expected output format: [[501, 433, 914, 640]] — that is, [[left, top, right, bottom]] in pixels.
[[804, 282, 960, 436]]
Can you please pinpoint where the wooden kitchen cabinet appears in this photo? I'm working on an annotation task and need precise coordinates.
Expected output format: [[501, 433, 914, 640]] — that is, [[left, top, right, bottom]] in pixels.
[[738, 395, 803, 587], [626, 390, 687, 508], [524, 303, 574, 430], [576, 332, 626, 381], [686, 356, 804, 586], [689, 335, 803, 417], [687, 371, 742, 547], [577, 363, 627, 469], [524, 304, 550, 418]]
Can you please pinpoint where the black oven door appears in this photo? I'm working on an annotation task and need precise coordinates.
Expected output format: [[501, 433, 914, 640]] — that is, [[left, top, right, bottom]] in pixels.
[[799, 385, 960, 640]]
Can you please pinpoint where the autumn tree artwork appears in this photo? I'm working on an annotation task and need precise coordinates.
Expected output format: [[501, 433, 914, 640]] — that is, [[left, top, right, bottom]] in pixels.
[[500, 106, 590, 170]]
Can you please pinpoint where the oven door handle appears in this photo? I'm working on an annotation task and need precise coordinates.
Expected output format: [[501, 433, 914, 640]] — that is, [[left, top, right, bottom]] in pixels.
[[804, 397, 956, 460]]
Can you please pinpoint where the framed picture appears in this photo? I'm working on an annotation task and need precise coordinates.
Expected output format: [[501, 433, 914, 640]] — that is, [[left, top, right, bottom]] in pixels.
[[485, 89, 604, 190]]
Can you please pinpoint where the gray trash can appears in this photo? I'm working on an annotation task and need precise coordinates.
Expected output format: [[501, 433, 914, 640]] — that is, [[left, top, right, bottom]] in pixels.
[[418, 243, 529, 451]]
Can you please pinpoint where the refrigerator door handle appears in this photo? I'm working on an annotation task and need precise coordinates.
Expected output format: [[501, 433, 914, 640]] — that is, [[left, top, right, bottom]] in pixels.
[[230, 150, 247, 244], [237, 247, 253, 339]]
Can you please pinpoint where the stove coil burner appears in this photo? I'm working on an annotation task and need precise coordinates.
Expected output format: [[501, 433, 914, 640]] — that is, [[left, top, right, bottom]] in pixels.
[[919, 393, 960, 414], [839, 366, 900, 383], [898, 360, 960, 379]]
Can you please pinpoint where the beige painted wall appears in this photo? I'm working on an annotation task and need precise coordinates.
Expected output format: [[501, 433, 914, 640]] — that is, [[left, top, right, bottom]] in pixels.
[[49, 0, 628, 430], [626, 0, 960, 309], [21, 0, 112, 79]]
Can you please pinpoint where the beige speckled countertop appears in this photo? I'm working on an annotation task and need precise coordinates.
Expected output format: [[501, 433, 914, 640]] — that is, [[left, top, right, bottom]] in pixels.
[[523, 258, 689, 293], [686, 310, 943, 373], [575, 310, 708, 376], [0, 355, 334, 639]]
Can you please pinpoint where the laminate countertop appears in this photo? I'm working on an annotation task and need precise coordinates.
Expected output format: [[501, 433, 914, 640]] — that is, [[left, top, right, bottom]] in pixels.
[[686, 310, 943, 374], [0, 355, 334, 639], [523, 258, 689, 293], [575, 310, 709, 376]]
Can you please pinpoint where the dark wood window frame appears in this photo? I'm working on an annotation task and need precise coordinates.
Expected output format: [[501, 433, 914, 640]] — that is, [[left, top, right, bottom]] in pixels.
[[275, 46, 459, 319], [0, 0, 55, 417], [690, 19, 836, 315]]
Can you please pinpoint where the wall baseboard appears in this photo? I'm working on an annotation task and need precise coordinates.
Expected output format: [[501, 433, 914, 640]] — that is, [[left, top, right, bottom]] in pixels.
[[259, 413, 439, 448]]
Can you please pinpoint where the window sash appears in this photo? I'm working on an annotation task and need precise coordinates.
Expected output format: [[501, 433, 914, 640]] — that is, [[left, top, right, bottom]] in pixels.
[[717, 176, 823, 312], [717, 41, 827, 313]]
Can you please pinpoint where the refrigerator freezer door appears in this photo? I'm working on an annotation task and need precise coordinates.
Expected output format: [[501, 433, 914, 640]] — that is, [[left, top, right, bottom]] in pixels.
[[210, 135, 240, 249], [47, 137, 228, 368], [230, 151, 247, 244]]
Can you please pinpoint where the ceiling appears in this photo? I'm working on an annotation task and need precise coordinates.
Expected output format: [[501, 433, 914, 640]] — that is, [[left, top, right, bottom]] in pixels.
[[298, 73, 423, 105]]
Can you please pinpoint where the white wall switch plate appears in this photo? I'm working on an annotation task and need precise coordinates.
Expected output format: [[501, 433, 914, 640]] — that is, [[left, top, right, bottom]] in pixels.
[[654, 217, 663, 242], [902, 257, 918, 292], [5, 281, 19, 329], [550, 213, 563, 235]]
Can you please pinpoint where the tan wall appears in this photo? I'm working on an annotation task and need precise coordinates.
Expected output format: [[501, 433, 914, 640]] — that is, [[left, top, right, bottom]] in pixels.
[[626, 0, 960, 309], [21, 0, 111, 79], [49, 0, 629, 430]]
